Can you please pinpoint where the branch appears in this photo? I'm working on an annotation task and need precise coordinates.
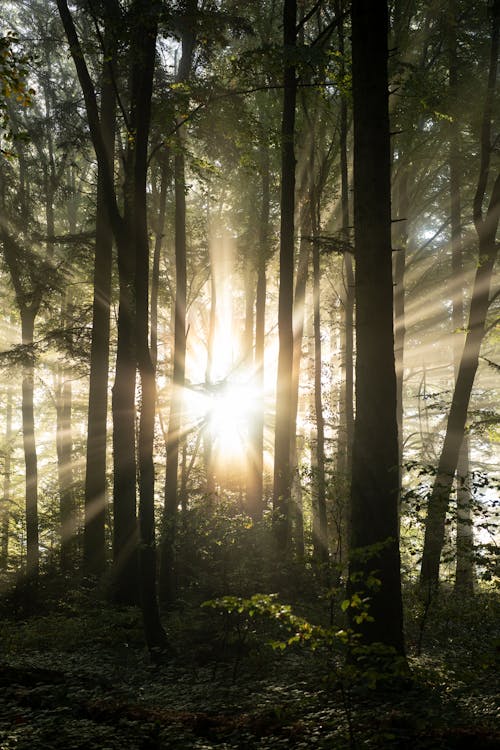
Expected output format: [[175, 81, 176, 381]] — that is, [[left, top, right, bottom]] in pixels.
[[56, 0, 124, 243], [473, 0, 499, 230]]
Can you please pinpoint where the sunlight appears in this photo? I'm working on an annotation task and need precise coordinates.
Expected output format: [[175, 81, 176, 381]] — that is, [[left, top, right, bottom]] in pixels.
[[184, 379, 261, 469]]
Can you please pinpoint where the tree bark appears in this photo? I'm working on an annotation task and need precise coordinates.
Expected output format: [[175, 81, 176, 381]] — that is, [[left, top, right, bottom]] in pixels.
[[131, 1, 169, 650], [246, 136, 269, 521], [311, 188, 328, 563], [84, 33, 116, 576], [1, 385, 13, 571], [160, 138, 188, 606], [21, 308, 39, 587], [273, 0, 297, 552], [348, 0, 406, 656], [56, 293, 75, 572], [160, 0, 197, 606]]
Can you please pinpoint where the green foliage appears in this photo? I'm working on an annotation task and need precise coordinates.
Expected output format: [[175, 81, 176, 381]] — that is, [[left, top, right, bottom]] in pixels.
[[0, 32, 34, 156]]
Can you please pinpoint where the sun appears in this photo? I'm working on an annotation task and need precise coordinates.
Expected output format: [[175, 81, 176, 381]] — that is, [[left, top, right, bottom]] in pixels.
[[183, 378, 262, 469]]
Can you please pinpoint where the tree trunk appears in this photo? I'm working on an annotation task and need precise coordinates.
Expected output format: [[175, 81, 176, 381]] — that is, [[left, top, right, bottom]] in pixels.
[[21, 308, 39, 588], [273, 0, 297, 551], [289, 206, 310, 558], [160, 0, 197, 605], [336, 0, 354, 487], [394, 168, 408, 474], [56, 294, 75, 572], [1, 385, 13, 571], [447, 0, 475, 597], [84, 38, 116, 576], [151, 154, 170, 371], [160, 138, 188, 606], [348, 0, 406, 656], [131, 4, 168, 650], [311, 190, 328, 563], [246, 137, 269, 521], [420, 1, 499, 591]]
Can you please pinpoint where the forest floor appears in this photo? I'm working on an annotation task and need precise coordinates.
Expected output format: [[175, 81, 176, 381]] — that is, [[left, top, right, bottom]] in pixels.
[[0, 583, 498, 750]]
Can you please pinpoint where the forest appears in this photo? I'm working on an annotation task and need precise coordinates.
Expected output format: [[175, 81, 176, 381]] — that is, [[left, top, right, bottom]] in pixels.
[[0, 0, 499, 748]]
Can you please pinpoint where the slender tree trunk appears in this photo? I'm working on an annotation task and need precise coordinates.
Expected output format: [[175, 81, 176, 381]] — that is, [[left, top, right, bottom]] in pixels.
[[336, 0, 354, 486], [151, 154, 170, 371], [311, 190, 328, 562], [447, 0, 474, 596], [348, 0, 406, 656], [160, 137, 188, 606], [21, 308, 39, 588], [420, 1, 499, 591], [289, 206, 310, 558], [394, 167, 408, 472], [1, 385, 13, 571], [56, 294, 75, 572], [204, 245, 217, 506], [131, 4, 168, 650], [83, 26, 116, 577], [246, 137, 269, 520], [159, 0, 196, 606], [273, 0, 297, 551], [111, 228, 139, 604]]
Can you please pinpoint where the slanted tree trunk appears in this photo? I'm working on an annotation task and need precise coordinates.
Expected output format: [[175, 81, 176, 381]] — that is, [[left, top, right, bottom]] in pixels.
[[420, 1, 499, 591], [447, 0, 474, 596], [84, 35, 116, 576], [273, 0, 297, 551], [348, 0, 406, 656]]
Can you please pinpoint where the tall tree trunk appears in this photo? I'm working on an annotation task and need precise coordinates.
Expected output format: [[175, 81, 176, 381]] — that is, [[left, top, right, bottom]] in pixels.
[[151, 154, 170, 371], [111, 229, 139, 604], [420, 1, 499, 591], [204, 242, 217, 506], [336, 3, 353, 568], [84, 39, 116, 576], [447, 0, 474, 596], [131, 3, 168, 650], [160, 0, 197, 605], [289, 205, 310, 559], [160, 137, 188, 606], [336, 0, 354, 484], [246, 137, 269, 521], [348, 0, 406, 656], [1, 385, 13, 571], [21, 308, 39, 589], [394, 166, 408, 472], [56, 293, 75, 572], [273, 0, 297, 551], [311, 189, 328, 563]]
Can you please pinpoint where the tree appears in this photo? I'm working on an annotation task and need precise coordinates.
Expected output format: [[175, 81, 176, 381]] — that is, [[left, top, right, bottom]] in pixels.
[[348, 0, 406, 656], [57, 0, 167, 650], [84, 17, 117, 577], [420, 0, 499, 592], [159, 0, 198, 606], [272, 0, 297, 552]]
